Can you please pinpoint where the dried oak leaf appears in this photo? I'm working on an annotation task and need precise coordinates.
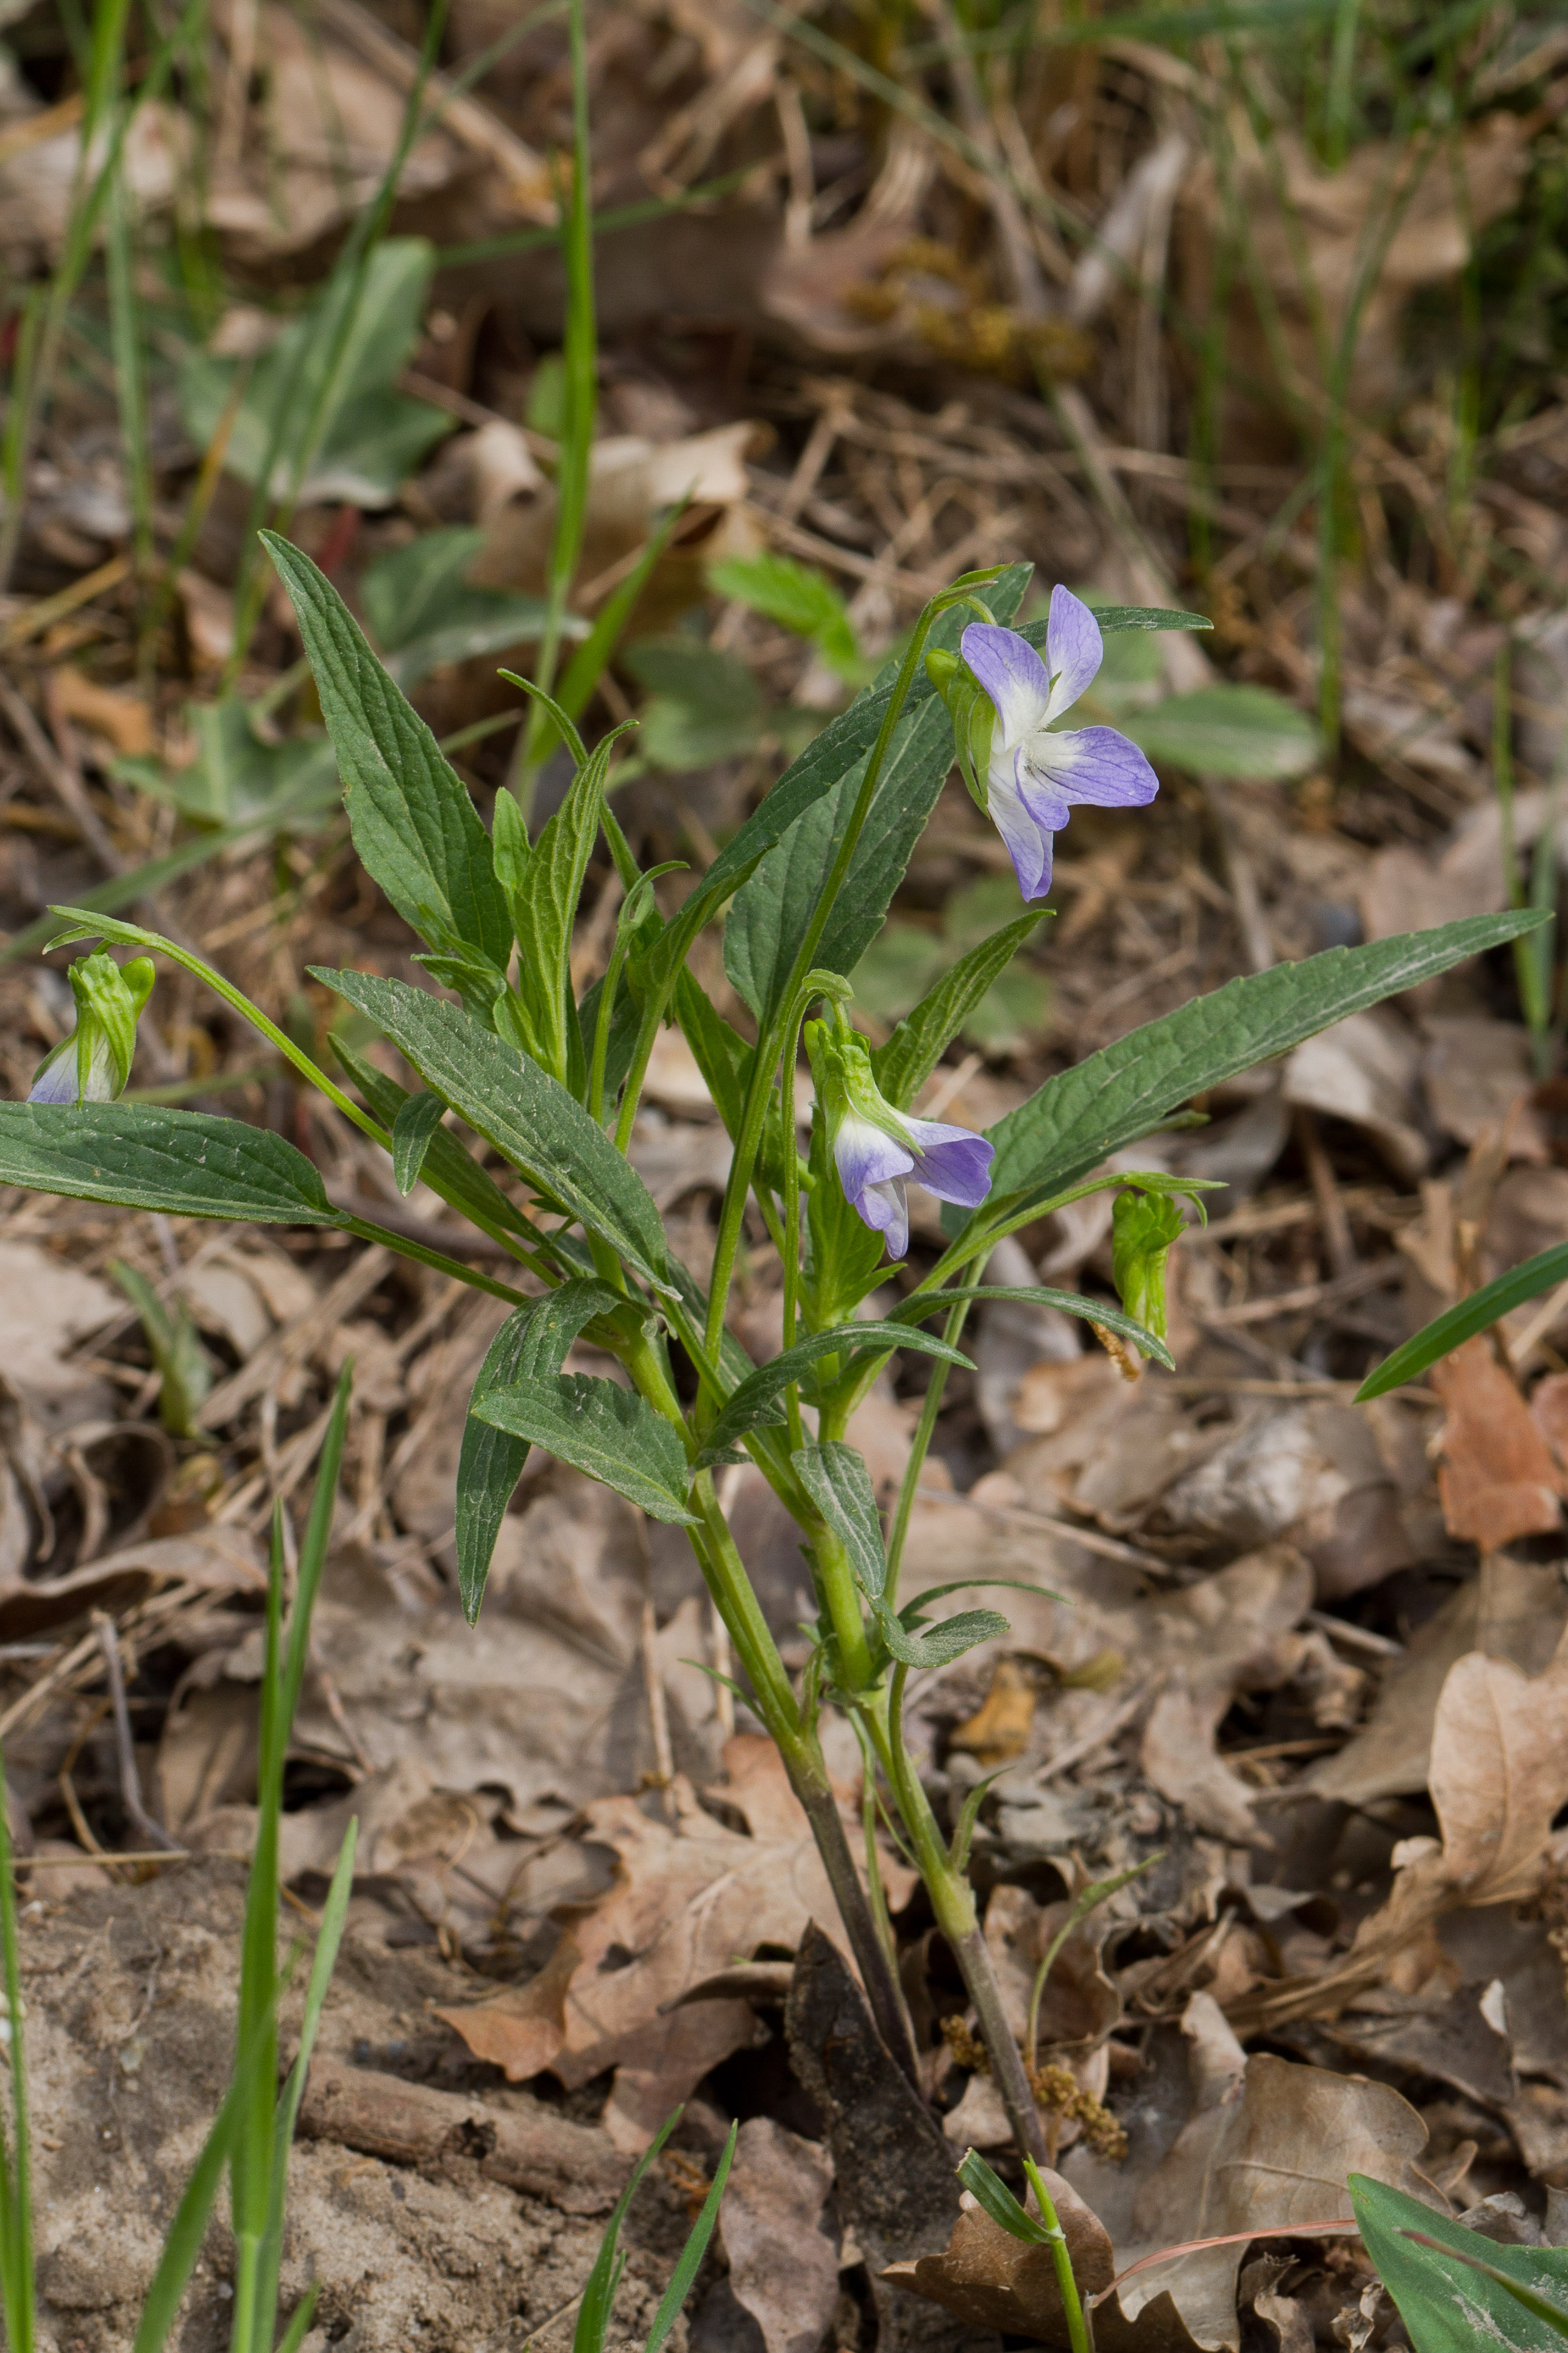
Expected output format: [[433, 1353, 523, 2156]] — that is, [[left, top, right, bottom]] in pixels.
[[1107, 2048, 1437, 2353], [1304, 1553, 1568, 1807], [443, 1746, 861, 2151], [884, 2169, 1115, 2341], [1244, 1620, 1568, 2029], [1431, 1337, 1564, 1548], [433, 1935, 580, 2084], [720, 2118, 839, 2353]]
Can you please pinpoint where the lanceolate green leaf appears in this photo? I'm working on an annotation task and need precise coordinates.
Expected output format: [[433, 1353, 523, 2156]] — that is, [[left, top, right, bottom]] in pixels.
[[455, 1281, 623, 1621], [474, 1374, 696, 1524], [673, 968, 754, 1139], [0, 1103, 338, 1225], [793, 1440, 886, 1598], [316, 969, 674, 1292], [1357, 1241, 1568, 1400], [1121, 682, 1319, 781], [871, 912, 1044, 1108], [511, 728, 622, 1084], [1348, 2174, 1568, 2353], [878, 1604, 1010, 1670], [263, 533, 511, 974], [725, 568, 1031, 1020], [1091, 605, 1214, 634], [970, 912, 1552, 1225], [332, 1035, 589, 1269], [391, 1092, 445, 1195], [699, 1322, 973, 1464]]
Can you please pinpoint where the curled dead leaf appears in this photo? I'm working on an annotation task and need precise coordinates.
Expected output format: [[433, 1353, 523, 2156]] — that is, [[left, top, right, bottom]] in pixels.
[[435, 1934, 581, 2084]]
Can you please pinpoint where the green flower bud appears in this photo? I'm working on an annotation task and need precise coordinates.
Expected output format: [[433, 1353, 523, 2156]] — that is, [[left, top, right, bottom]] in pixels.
[[29, 952, 155, 1106], [1110, 1189, 1187, 1345]]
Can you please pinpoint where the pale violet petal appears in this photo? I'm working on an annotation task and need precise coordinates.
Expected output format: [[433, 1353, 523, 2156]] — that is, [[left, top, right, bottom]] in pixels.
[[904, 1122, 995, 1209], [1043, 584, 1104, 723], [985, 748, 1057, 902], [26, 1041, 78, 1105], [857, 1177, 909, 1260], [1024, 724, 1160, 811], [834, 1109, 912, 1207], [961, 624, 1052, 750]]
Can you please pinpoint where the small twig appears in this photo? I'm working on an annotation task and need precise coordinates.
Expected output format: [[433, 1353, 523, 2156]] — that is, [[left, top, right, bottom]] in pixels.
[[1202, 1256, 1403, 1326], [93, 1612, 179, 1851], [0, 673, 124, 875], [1295, 1109, 1356, 1279]]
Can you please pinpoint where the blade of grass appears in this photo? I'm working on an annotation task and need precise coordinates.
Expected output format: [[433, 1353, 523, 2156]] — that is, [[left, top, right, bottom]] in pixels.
[[130, 1993, 283, 2353], [0, 0, 191, 591], [573, 2113, 683, 2353], [642, 2123, 737, 2353], [510, 0, 597, 824], [252, 1820, 359, 2353], [0, 1742, 34, 2353], [550, 496, 690, 749], [105, 162, 155, 677], [1323, 0, 1361, 166], [232, 1369, 352, 2353], [228, 1501, 288, 2349]]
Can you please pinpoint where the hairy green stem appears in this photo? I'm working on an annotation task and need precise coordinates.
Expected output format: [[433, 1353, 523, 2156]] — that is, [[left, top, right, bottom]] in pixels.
[[864, 1674, 1048, 2163], [811, 1520, 878, 1696], [882, 1296, 973, 1610], [682, 1479, 919, 2084]]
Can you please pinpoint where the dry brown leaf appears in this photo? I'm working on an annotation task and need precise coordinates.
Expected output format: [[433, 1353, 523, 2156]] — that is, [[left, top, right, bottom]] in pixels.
[[1131, 1547, 1314, 1840], [435, 1935, 580, 2083], [0, 1527, 264, 1642], [0, 1241, 116, 1425], [1282, 1011, 1428, 1182], [47, 666, 155, 755], [949, 1659, 1038, 1765], [473, 423, 760, 636], [441, 1745, 870, 2150], [290, 1503, 662, 1837], [1253, 1620, 1568, 2029], [1422, 1018, 1549, 1161], [885, 2169, 1115, 2341], [1111, 2046, 1438, 2352], [1426, 1622, 1568, 1904], [1161, 1403, 1416, 1601], [1179, 114, 1527, 435], [1431, 1338, 1564, 1548], [1304, 1554, 1568, 1805], [720, 2118, 839, 2353]]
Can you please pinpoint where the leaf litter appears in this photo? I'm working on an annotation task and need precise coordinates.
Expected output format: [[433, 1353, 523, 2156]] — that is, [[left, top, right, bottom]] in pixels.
[[1, 0, 1568, 2345]]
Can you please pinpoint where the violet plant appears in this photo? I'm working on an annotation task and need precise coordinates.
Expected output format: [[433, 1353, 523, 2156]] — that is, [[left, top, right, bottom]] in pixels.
[[0, 541, 1545, 2163]]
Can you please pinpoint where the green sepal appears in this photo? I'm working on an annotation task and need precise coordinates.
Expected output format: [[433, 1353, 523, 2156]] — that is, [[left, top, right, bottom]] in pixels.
[[391, 1092, 446, 1197]]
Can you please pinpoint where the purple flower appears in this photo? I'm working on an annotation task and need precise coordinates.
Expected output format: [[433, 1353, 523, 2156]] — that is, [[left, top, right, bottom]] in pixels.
[[806, 1012, 993, 1260], [960, 586, 1159, 902]]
